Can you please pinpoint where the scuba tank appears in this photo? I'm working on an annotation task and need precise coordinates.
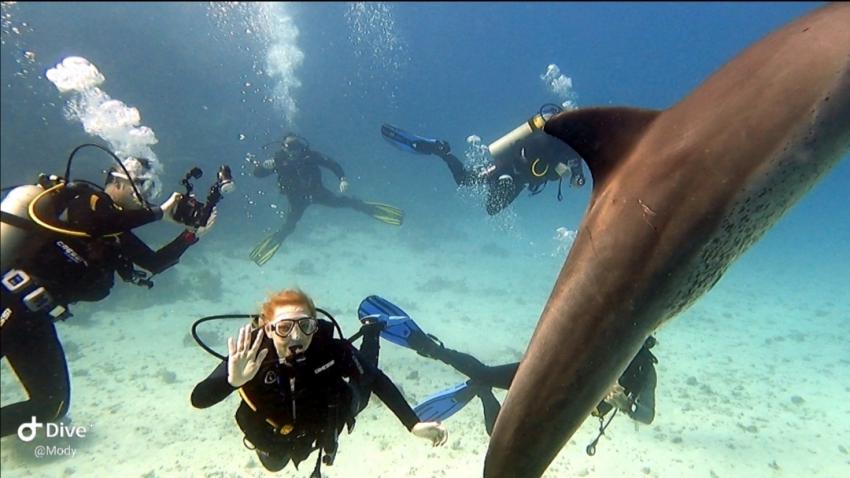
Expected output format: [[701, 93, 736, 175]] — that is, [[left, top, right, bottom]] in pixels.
[[1, 184, 47, 273], [0, 173, 102, 274], [1, 142, 152, 274], [487, 111, 549, 166], [486, 104, 582, 183]]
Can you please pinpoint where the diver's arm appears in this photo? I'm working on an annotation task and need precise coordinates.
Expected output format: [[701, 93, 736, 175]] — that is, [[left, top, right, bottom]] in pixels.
[[371, 370, 420, 431], [122, 229, 198, 275], [70, 190, 162, 235], [427, 345, 517, 390], [343, 343, 419, 430], [313, 152, 346, 180], [191, 360, 236, 408]]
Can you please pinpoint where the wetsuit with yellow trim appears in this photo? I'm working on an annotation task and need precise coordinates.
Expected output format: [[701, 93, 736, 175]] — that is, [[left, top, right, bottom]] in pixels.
[[1, 181, 199, 437], [191, 321, 420, 472]]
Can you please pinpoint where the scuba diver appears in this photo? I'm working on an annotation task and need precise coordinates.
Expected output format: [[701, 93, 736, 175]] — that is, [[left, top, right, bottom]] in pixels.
[[358, 295, 658, 455], [249, 133, 405, 267], [0, 144, 221, 438], [381, 104, 586, 216], [191, 289, 447, 477]]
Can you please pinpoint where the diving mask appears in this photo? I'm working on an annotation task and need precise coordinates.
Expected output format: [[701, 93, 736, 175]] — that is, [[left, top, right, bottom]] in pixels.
[[109, 170, 155, 202], [268, 316, 319, 337], [282, 135, 308, 154]]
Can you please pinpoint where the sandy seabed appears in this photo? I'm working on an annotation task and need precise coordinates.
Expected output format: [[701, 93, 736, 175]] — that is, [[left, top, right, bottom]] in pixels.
[[2, 208, 848, 478]]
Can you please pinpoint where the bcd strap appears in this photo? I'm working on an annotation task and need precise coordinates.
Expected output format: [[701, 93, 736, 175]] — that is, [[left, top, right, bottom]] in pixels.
[[0, 210, 37, 230]]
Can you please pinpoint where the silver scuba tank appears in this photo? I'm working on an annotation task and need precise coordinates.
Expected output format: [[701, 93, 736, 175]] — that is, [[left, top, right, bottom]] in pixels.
[[1, 184, 44, 273], [486, 111, 580, 181]]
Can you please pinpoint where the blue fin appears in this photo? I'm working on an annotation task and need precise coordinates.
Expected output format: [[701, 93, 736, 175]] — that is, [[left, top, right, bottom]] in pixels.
[[414, 381, 478, 422], [358, 295, 428, 349], [381, 124, 448, 155]]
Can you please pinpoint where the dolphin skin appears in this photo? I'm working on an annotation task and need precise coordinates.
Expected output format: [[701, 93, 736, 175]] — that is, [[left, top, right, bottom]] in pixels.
[[484, 4, 850, 477]]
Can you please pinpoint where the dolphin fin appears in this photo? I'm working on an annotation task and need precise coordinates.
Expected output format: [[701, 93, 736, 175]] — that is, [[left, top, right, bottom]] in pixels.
[[544, 107, 661, 187]]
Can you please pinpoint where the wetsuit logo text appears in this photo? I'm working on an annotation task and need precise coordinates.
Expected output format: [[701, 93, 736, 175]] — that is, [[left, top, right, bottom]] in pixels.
[[55, 241, 88, 266]]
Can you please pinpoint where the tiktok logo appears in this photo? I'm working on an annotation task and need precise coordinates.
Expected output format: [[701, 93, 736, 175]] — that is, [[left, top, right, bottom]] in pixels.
[[17, 416, 43, 442]]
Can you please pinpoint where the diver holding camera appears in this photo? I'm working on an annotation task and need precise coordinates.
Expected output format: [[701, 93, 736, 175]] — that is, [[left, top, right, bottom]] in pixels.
[[0, 143, 231, 437]]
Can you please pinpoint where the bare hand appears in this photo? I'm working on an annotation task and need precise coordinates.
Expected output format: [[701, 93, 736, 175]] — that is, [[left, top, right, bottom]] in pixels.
[[227, 324, 269, 387], [159, 192, 182, 223], [339, 178, 349, 193], [412, 422, 448, 447], [603, 383, 632, 412]]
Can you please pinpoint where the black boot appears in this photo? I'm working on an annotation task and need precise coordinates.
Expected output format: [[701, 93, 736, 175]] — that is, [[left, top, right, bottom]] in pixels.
[[408, 330, 444, 358]]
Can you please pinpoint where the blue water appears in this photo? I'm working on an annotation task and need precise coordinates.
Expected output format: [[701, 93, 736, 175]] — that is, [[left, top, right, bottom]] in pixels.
[[2, 2, 847, 477]]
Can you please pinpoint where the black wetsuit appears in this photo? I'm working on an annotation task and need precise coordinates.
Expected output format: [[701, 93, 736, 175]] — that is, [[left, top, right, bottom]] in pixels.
[[434, 146, 583, 216], [0, 183, 197, 437], [418, 337, 658, 434], [254, 148, 375, 241], [191, 322, 419, 472]]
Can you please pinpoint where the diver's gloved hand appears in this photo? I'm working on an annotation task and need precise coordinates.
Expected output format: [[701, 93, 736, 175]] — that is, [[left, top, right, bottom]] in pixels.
[[339, 177, 349, 193], [191, 207, 217, 238], [227, 324, 269, 388], [262, 159, 276, 170], [412, 422, 448, 447], [159, 192, 182, 223]]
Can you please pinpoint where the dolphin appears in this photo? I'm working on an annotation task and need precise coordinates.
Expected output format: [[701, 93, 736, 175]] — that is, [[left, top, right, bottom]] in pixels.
[[484, 3, 850, 477]]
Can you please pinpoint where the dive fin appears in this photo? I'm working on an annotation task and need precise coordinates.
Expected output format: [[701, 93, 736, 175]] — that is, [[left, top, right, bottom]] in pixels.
[[357, 295, 441, 355], [479, 388, 502, 436], [414, 381, 479, 423], [364, 201, 404, 226], [381, 124, 450, 156], [543, 107, 661, 190], [249, 233, 283, 267]]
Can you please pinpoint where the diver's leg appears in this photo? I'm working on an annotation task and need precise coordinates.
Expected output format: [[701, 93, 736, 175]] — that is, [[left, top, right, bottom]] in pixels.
[[437, 152, 476, 187], [485, 174, 522, 215], [382, 125, 472, 186], [250, 198, 306, 265], [476, 363, 519, 390], [0, 306, 71, 437], [426, 344, 518, 391], [479, 388, 502, 436], [419, 343, 511, 435], [255, 447, 291, 472], [315, 189, 404, 226], [426, 346, 489, 378], [346, 317, 387, 416], [314, 188, 372, 214], [274, 198, 306, 240], [357, 316, 381, 368]]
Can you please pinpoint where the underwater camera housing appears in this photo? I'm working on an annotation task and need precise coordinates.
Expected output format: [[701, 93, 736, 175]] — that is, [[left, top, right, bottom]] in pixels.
[[173, 165, 234, 228]]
